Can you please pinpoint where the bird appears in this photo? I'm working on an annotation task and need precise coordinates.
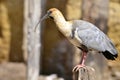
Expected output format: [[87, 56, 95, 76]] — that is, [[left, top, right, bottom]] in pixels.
[[34, 8, 118, 72]]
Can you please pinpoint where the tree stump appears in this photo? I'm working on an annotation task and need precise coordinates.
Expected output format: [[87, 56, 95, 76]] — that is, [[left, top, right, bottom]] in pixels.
[[73, 66, 96, 80]]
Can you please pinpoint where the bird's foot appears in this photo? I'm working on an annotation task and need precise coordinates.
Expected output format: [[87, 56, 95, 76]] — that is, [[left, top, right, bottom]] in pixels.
[[72, 64, 85, 72]]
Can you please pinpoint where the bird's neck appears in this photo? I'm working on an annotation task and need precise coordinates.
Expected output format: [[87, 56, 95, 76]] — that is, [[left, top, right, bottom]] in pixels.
[[54, 15, 66, 27], [54, 16, 73, 37]]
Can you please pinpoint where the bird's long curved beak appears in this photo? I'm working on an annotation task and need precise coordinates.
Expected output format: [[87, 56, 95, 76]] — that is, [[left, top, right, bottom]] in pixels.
[[34, 13, 49, 32]]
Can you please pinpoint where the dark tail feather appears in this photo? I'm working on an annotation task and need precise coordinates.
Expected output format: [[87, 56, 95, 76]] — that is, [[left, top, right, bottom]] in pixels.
[[102, 50, 118, 60]]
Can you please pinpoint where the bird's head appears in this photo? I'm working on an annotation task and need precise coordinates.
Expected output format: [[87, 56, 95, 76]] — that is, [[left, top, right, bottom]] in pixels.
[[42, 8, 63, 21], [34, 8, 64, 31], [47, 8, 61, 20]]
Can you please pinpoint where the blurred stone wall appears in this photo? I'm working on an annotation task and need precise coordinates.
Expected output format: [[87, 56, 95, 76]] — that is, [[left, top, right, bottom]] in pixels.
[[0, 0, 11, 62], [0, 0, 24, 62], [108, 1, 120, 62], [108, 1, 120, 57]]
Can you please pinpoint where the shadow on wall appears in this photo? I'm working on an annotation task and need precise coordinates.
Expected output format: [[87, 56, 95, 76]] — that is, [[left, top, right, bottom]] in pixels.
[[6, 0, 24, 62]]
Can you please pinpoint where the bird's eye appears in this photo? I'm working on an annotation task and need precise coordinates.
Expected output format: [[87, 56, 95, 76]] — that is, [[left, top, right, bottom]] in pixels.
[[49, 11, 52, 14], [47, 11, 52, 15]]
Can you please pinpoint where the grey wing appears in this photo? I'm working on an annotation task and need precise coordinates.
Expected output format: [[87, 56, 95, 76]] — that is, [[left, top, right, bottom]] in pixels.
[[74, 21, 118, 56], [77, 27, 106, 51]]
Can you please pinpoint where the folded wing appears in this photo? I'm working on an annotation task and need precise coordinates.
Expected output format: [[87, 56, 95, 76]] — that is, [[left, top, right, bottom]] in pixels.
[[73, 20, 118, 60]]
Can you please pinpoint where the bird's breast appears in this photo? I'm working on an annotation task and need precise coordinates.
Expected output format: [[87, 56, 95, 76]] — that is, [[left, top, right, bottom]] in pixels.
[[67, 30, 83, 47], [57, 21, 82, 47]]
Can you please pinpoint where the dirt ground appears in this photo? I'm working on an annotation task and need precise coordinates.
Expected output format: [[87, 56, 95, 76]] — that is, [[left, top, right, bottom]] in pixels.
[[0, 63, 26, 80], [0, 62, 64, 80]]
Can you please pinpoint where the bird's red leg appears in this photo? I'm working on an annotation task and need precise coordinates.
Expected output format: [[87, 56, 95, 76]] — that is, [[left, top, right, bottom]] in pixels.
[[72, 51, 87, 72]]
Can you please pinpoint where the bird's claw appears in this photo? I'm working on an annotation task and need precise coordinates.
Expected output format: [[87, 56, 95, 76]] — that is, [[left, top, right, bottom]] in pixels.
[[72, 65, 85, 72]]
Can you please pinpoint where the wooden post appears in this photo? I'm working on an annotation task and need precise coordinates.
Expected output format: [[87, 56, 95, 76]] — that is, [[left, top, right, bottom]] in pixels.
[[23, 0, 44, 80], [73, 66, 96, 80]]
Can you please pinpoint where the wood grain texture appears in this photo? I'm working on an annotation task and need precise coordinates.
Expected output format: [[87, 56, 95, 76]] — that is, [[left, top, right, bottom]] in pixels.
[[73, 66, 96, 80]]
